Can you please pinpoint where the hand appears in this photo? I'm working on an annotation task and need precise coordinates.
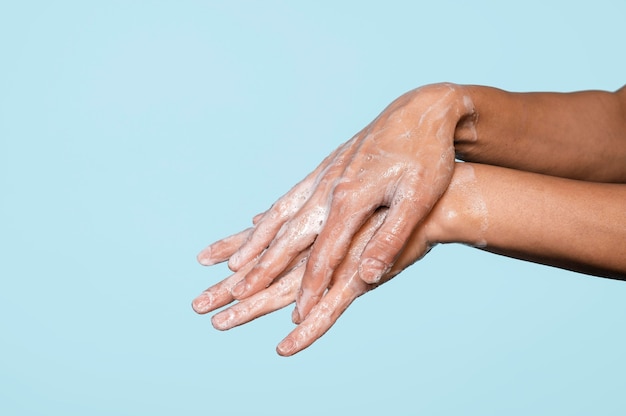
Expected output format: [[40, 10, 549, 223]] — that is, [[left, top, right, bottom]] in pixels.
[[197, 83, 475, 324], [193, 204, 438, 356]]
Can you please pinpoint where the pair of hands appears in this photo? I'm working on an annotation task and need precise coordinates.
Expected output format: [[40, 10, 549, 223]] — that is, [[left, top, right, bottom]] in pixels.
[[192, 83, 475, 355]]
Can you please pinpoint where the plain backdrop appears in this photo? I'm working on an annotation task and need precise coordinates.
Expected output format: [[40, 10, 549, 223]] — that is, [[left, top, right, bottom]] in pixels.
[[1, 1, 625, 415]]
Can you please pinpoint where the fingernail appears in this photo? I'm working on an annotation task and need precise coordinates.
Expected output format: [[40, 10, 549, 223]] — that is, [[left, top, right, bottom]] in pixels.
[[211, 310, 233, 330], [228, 251, 242, 270], [277, 338, 296, 356], [191, 292, 213, 313], [359, 258, 388, 283], [231, 280, 247, 298], [197, 247, 213, 266]]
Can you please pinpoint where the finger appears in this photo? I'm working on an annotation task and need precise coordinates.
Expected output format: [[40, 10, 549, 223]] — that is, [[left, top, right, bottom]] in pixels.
[[293, 203, 388, 323], [230, 139, 363, 299], [230, 205, 325, 299], [277, 210, 401, 355], [211, 255, 306, 330], [388, 222, 434, 276], [358, 183, 429, 284], [197, 228, 253, 267], [227, 147, 341, 271], [277, 267, 371, 356], [191, 259, 256, 314], [227, 183, 315, 271], [292, 186, 380, 322], [252, 212, 265, 225], [228, 138, 355, 271]]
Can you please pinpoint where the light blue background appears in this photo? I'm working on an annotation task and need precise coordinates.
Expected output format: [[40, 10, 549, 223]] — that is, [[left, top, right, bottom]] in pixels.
[[1, 1, 625, 415]]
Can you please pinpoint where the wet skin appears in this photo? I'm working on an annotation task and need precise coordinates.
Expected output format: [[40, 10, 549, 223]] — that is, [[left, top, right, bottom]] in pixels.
[[194, 83, 626, 355]]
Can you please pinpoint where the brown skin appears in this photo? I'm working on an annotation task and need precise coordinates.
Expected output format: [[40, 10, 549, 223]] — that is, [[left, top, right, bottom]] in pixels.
[[426, 163, 626, 280], [456, 85, 626, 182], [195, 83, 626, 355]]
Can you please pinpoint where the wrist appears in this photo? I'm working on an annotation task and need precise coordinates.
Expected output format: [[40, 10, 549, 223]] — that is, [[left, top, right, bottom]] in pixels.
[[424, 162, 488, 248], [389, 83, 476, 138], [408, 82, 475, 118]]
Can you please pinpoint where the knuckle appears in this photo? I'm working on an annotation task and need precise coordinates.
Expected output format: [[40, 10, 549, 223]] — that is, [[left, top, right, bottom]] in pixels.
[[276, 207, 325, 246], [271, 198, 291, 218], [332, 181, 357, 205], [369, 230, 406, 259]]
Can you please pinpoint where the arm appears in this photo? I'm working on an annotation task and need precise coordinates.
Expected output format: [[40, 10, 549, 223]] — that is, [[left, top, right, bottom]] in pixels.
[[455, 85, 626, 182], [197, 83, 626, 324], [192, 162, 626, 357], [424, 162, 626, 279]]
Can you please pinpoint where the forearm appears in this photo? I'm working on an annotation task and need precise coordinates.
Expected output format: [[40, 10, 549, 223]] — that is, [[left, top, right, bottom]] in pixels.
[[454, 85, 626, 182], [429, 163, 626, 280]]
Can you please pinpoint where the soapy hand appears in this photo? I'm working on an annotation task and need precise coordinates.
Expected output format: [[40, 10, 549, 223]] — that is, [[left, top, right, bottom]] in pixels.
[[193, 206, 436, 356], [197, 83, 474, 323]]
